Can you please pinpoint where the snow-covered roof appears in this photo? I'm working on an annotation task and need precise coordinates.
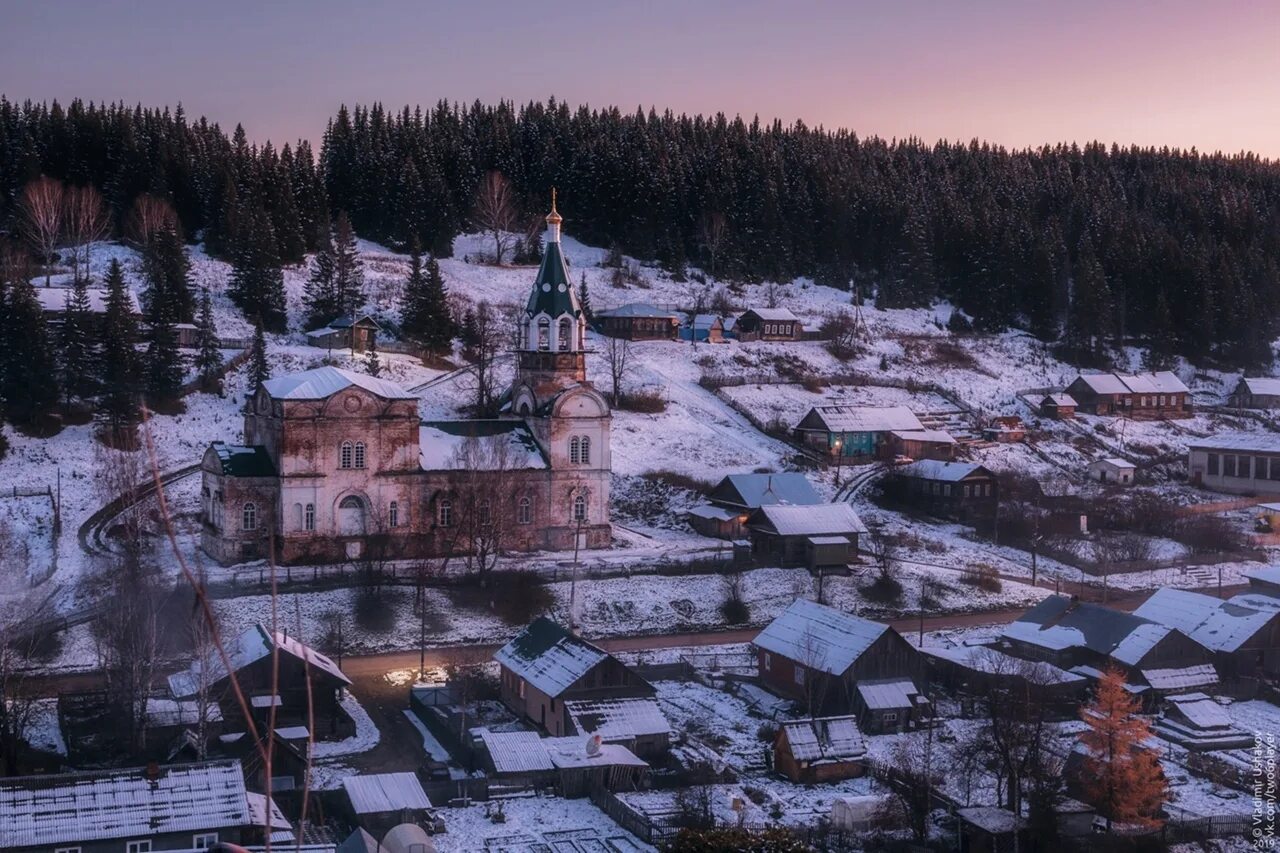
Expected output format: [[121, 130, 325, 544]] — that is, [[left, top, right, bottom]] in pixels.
[[921, 644, 1086, 685], [899, 460, 988, 482], [780, 715, 866, 762], [595, 303, 680, 319], [494, 618, 614, 698], [544, 737, 647, 769], [1237, 377, 1280, 396], [34, 286, 139, 315], [342, 772, 432, 815], [1188, 433, 1280, 453], [1090, 457, 1135, 470], [958, 806, 1026, 834], [209, 442, 276, 477], [808, 535, 850, 546], [478, 729, 555, 774], [262, 366, 416, 401], [1072, 371, 1188, 395], [324, 313, 380, 330], [751, 503, 867, 537], [754, 599, 889, 676], [1141, 664, 1219, 692], [420, 420, 548, 471], [565, 697, 671, 741], [0, 760, 255, 847], [167, 624, 349, 699], [711, 472, 822, 509], [798, 405, 924, 434], [687, 504, 740, 521], [689, 314, 722, 329], [890, 429, 957, 444], [741, 307, 799, 322], [856, 678, 922, 711], [1002, 595, 1174, 665], [1041, 393, 1077, 406], [1165, 693, 1232, 730], [1109, 623, 1172, 666], [1134, 588, 1277, 653], [145, 697, 224, 728]]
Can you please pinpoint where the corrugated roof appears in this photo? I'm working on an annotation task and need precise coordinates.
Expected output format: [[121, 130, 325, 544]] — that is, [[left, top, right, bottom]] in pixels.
[[168, 624, 349, 699], [342, 773, 432, 814], [1239, 377, 1280, 397], [751, 503, 868, 537], [754, 599, 889, 676], [1141, 664, 1219, 692], [921, 644, 1085, 685], [1188, 433, 1280, 453], [1003, 595, 1174, 664], [0, 760, 252, 847], [780, 715, 866, 762], [210, 442, 276, 477], [145, 697, 224, 728], [799, 405, 924, 434], [478, 729, 555, 774], [856, 678, 923, 710], [899, 460, 986, 482], [420, 420, 549, 471], [1074, 371, 1188, 395], [1134, 588, 1276, 653], [742, 307, 799, 322], [544, 737, 647, 769], [687, 504, 740, 521], [1165, 693, 1232, 729], [565, 697, 671, 739], [493, 618, 610, 698], [262, 366, 417, 401], [712, 472, 822, 509]]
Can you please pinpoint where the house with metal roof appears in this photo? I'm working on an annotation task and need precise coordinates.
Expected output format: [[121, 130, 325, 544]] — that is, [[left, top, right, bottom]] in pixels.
[[735, 307, 804, 341], [884, 460, 998, 522], [1039, 392, 1077, 419], [999, 596, 1215, 693], [1087, 457, 1136, 486], [681, 313, 726, 343], [753, 599, 921, 713], [0, 760, 289, 852], [746, 503, 868, 568], [854, 678, 930, 733], [475, 729, 648, 797], [793, 404, 955, 462], [1063, 371, 1191, 419], [1133, 588, 1280, 682], [921, 643, 1088, 714], [1187, 433, 1280, 495], [1227, 376, 1280, 410], [774, 715, 867, 783], [495, 618, 653, 737], [564, 696, 672, 758], [689, 472, 823, 539], [304, 313, 381, 353], [593, 303, 681, 340], [341, 772, 433, 837]]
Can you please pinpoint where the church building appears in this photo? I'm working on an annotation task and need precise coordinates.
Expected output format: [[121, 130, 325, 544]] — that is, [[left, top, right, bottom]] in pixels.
[[200, 197, 612, 565]]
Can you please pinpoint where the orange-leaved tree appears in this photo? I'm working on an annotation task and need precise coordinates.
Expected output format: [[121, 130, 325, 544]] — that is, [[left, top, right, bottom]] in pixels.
[[1077, 666, 1167, 830]]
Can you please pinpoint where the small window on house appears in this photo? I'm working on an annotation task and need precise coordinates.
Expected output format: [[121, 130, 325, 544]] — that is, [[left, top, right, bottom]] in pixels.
[[193, 834, 219, 849], [1124, 397, 1133, 407], [882, 712, 898, 724], [794, 666, 805, 686], [438, 499, 453, 528], [127, 842, 153, 853], [572, 494, 587, 523], [389, 500, 399, 528], [518, 679, 526, 699], [963, 485, 972, 498], [340, 441, 353, 469], [1207, 453, 1220, 475], [518, 496, 532, 524], [353, 441, 366, 469], [242, 502, 258, 531], [763, 652, 772, 671], [1269, 458, 1280, 481], [942, 485, 951, 497], [479, 499, 492, 526], [304, 503, 315, 531], [1159, 394, 1166, 406], [55, 848, 82, 853]]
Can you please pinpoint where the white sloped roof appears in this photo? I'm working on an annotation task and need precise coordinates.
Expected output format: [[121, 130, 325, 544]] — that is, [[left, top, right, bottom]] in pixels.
[[803, 405, 924, 434], [168, 624, 348, 699], [1188, 433, 1280, 453], [1075, 372, 1188, 395], [479, 729, 555, 774], [544, 737, 647, 769], [493, 618, 611, 698], [856, 678, 922, 710], [754, 599, 888, 676], [1134, 588, 1275, 653], [1074, 373, 1131, 395], [1111, 623, 1174, 666], [145, 697, 224, 728], [754, 503, 868, 537], [1090, 458, 1135, 470], [1141, 664, 1219, 692], [890, 429, 957, 444], [743, 307, 799, 322], [564, 697, 672, 739], [0, 761, 252, 847], [921, 644, 1085, 685], [780, 715, 866, 762], [1042, 393, 1077, 406], [262, 366, 416, 401], [342, 773, 432, 814], [899, 460, 984, 482], [1165, 693, 1232, 729], [1240, 377, 1280, 396]]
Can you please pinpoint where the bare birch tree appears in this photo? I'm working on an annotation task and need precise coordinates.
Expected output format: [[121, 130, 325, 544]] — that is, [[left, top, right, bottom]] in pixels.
[[460, 300, 505, 417], [604, 334, 632, 408], [446, 434, 516, 582], [19, 176, 65, 285], [471, 171, 519, 265], [64, 184, 110, 283], [125, 193, 179, 246]]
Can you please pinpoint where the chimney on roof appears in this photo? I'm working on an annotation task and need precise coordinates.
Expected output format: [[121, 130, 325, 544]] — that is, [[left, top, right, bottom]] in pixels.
[[145, 761, 160, 783]]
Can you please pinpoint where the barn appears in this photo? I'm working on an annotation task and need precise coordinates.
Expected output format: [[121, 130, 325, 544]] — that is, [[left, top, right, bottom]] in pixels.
[[1064, 371, 1191, 419]]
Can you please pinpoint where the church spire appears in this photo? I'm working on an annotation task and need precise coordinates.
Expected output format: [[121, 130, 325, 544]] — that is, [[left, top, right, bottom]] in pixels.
[[546, 188, 562, 242]]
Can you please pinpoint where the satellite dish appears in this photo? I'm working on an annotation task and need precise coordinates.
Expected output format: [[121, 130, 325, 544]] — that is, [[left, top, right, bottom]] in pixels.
[[584, 733, 602, 757]]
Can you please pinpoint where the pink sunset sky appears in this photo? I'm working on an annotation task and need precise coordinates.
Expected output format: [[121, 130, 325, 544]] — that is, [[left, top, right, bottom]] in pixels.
[[4, 0, 1278, 155]]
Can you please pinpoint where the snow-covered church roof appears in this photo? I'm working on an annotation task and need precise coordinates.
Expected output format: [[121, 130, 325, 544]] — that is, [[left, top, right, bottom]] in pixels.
[[261, 366, 416, 401]]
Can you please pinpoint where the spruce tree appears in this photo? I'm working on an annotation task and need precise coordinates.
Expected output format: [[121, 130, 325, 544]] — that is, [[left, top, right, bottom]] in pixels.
[[363, 336, 382, 377], [577, 272, 593, 321], [192, 289, 224, 393], [303, 231, 339, 330], [3, 279, 61, 427], [140, 226, 194, 325], [97, 259, 142, 444], [144, 317, 185, 407], [332, 211, 365, 320], [1142, 292, 1176, 371], [229, 203, 287, 332], [400, 239, 454, 354], [247, 320, 270, 389], [60, 277, 98, 402]]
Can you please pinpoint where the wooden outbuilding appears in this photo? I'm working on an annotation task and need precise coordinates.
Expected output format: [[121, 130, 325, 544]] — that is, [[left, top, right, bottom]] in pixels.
[[1039, 393, 1077, 419], [1134, 587, 1280, 683], [1087, 457, 1135, 486], [746, 503, 866, 568], [735, 307, 803, 341], [981, 416, 1025, 443], [1064, 371, 1191, 419], [688, 472, 823, 539], [593, 303, 681, 341], [1228, 376, 1280, 410], [682, 313, 725, 343], [774, 716, 867, 784], [305, 313, 381, 353]]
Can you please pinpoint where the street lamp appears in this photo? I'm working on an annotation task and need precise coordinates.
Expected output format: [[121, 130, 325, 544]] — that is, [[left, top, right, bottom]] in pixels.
[[832, 437, 844, 488]]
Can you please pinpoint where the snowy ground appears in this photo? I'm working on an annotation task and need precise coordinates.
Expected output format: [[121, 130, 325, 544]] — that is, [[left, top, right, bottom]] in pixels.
[[432, 795, 653, 852]]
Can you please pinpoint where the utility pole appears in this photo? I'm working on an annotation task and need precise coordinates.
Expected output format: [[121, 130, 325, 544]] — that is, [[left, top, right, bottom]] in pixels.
[[569, 518, 584, 633]]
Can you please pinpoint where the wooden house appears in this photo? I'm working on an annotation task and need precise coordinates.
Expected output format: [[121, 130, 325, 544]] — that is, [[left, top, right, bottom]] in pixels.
[[982, 416, 1026, 443], [1063, 371, 1191, 419], [884, 460, 998, 522], [593, 303, 681, 341], [774, 715, 867, 784], [688, 472, 822, 539], [889, 428, 957, 461], [753, 599, 921, 714], [166, 624, 351, 736], [1000, 595, 1216, 692], [956, 807, 1027, 853], [494, 618, 654, 737], [921, 644, 1087, 716], [1228, 377, 1280, 410], [735, 307, 803, 341], [1087, 457, 1135, 486], [564, 696, 671, 759], [1133, 587, 1280, 683], [682, 313, 725, 343], [746, 503, 867, 568], [793, 405, 937, 461], [174, 322, 200, 348], [305, 313, 380, 353], [1039, 393, 1077, 419], [1187, 433, 1280, 495], [853, 678, 929, 733], [476, 729, 648, 798]]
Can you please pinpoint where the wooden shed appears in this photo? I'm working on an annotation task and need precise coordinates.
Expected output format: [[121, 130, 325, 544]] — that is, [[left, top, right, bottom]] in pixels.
[[774, 716, 867, 784]]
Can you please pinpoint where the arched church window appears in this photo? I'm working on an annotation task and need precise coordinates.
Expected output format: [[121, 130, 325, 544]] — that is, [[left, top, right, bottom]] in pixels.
[[242, 502, 258, 531], [304, 503, 315, 531], [558, 318, 572, 351], [340, 441, 353, 469], [572, 494, 587, 523], [353, 442, 366, 469], [538, 318, 551, 351], [438, 499, 453, 528], [579, 435, 591, 465], [389, 500, 399, 528], [517, 496, 532, 525], [569, 436, 581, 464]]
